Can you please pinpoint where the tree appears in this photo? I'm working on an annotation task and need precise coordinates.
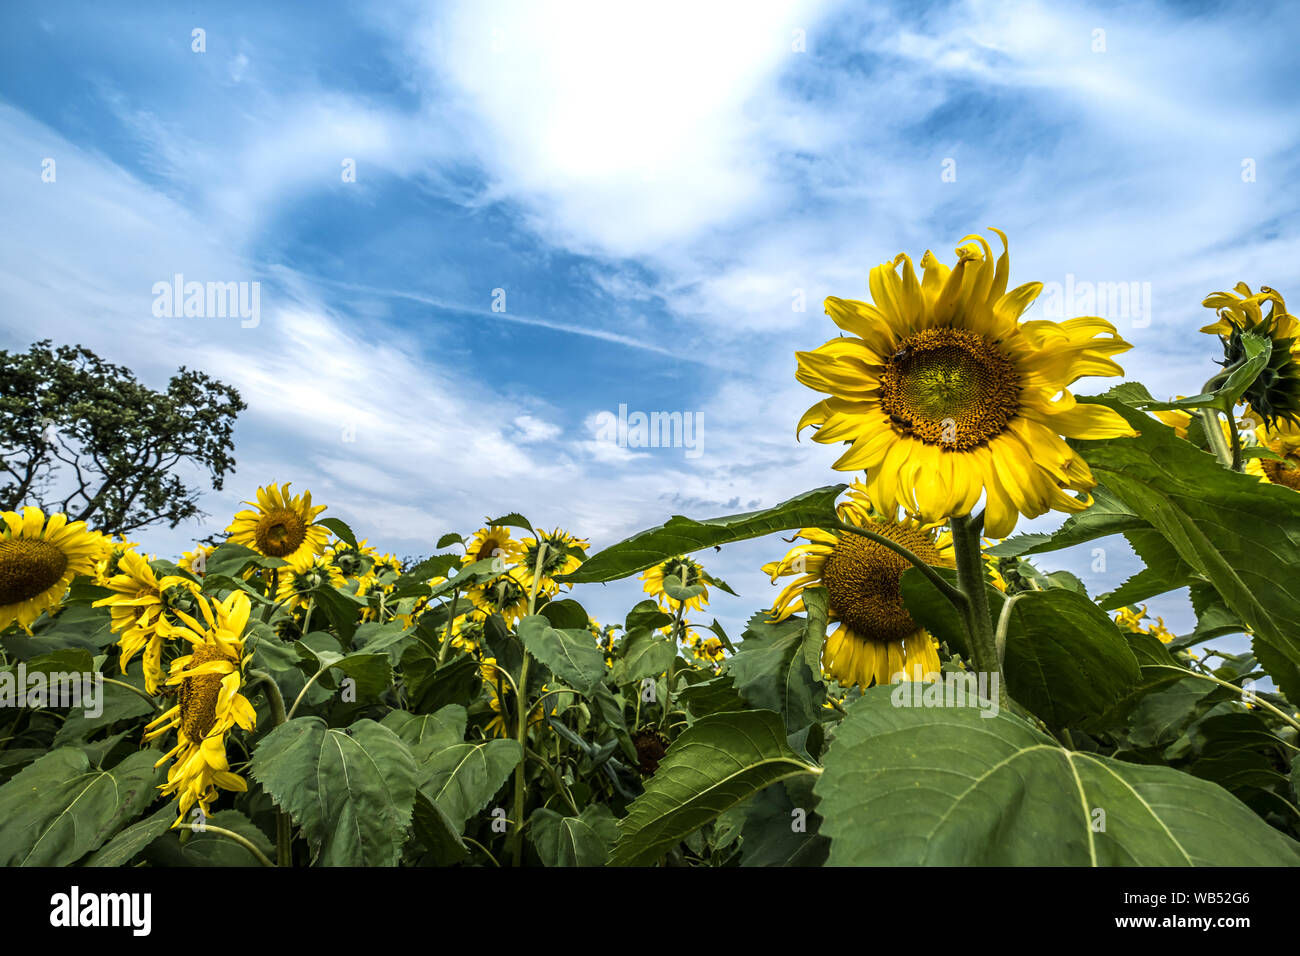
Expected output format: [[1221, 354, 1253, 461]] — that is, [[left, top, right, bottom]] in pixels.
[[0, 340, 246, 534]]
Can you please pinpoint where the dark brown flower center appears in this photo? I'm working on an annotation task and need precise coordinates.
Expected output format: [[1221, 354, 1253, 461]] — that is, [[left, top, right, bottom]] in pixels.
[[179, 643, 226, 741], [821, 524, 940, 644], [879, 328, 1021, 449], [254, 508, 307, 557], [0, 539, 69, 605]]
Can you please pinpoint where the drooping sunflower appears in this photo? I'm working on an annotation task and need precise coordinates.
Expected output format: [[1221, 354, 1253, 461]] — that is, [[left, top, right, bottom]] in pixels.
[[518, 528, 589, 595], [1200, 283, 1300, 429], [464, 525, 522, 569], [274, 556, 347, 613], [763, 487, 955, 688], [467, 566, 532, 624], [94, 550, 202, 694], [143, 591, 257, 826], [641, 555, 710, 614], [796, 229, 1136, 538], [226, 482, 330, 572], [0, 507, 104, 633]]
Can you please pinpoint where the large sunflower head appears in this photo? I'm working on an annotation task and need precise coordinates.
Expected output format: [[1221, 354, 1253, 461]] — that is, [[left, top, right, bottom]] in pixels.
[[641, 556, 710, 614], [797, 229, 1136, 538], [1201, 283, 1300, 430], [763, 492, 955, 689], [464, 525, 523, 570], [226, 482, 330, 572], [0, 507, 104, 633], [518, 528, 589, 596], [143, 591, 257, 826]]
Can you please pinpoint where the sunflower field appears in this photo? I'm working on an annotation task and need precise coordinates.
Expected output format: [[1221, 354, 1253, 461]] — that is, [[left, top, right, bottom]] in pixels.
[[3, 230, 1300, 869]]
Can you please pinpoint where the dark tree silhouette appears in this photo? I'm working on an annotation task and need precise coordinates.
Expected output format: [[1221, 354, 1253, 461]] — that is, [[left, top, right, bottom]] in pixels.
[[0, 340, 246, 534]]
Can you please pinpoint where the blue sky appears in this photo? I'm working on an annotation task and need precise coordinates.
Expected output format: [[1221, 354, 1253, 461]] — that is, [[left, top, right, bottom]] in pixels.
[[2, 0, 1298, 644]]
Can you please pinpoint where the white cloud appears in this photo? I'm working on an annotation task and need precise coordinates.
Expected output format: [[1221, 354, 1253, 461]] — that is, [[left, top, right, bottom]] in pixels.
[[398, 0, 837, 256]]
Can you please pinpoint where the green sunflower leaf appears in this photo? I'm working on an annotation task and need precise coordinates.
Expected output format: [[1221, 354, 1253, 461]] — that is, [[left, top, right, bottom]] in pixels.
[[984, 486, 1145, 558], [0, 748, 160, 866], [558, 485, 847, 584], [249, 716, 417, 866], [739, 776, 829, 867], [517, 614, 607, 696], [84, 804, 174, 867], [610, 710, 819, 866], [317, 517, 357, 548], [411, 791, 469, 865], [610, 628, 676, 684], [999, 589, 1142, 729], [530, 805, 619, 867], [624, 599, 673, 632], [1096, 528, 1197, 611], [815, 688, 1300, 865], [415, 738, 523, 833], [484, 512, 534, 534], [1075, 395, 1300, 702], [724, 611, 826, 735]]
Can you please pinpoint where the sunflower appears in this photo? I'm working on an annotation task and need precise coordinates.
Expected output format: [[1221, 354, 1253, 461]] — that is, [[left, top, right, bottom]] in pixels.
[[94, 535, 140, 584], [641, 556, 710, 614], [274, 556, 347, 613], [143, 591, 257, 826], [1201, 283, 1300, 429], [763, 488, 955, 688], [464, 525, 522, 569], [94, 551, 202, 694], [327, 538, 379, 579], [178, 544, 216, 577], [1113, 604, 1175, 644], [518, 528, 589, 595], [0, 507, 104, 633], [467, 567, 532, 624], [227, 482, 330, 572], [796, 229, 1136, 539], [681, 626, 726, 667]]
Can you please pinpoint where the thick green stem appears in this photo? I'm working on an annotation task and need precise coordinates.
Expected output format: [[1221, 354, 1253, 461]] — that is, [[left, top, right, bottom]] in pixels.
[[1222, 400, 1244, 471], [949, 513, 1008, 709], [246, 669, 292, 866], [437, 589, 460, 666], [511, 542, 548, 867]]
